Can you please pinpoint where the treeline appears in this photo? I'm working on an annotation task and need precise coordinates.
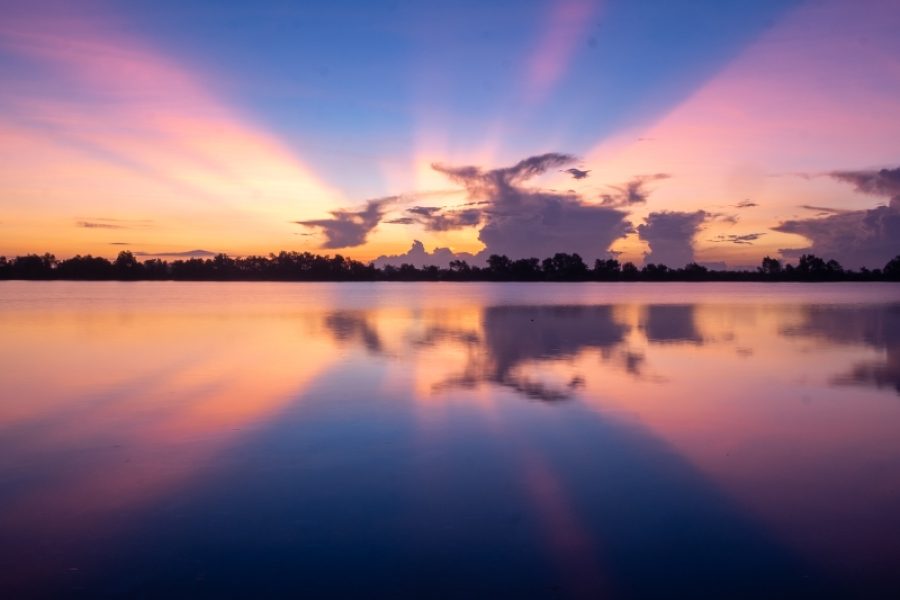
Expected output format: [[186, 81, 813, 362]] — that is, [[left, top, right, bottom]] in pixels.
[[1, 251, 899, 282]]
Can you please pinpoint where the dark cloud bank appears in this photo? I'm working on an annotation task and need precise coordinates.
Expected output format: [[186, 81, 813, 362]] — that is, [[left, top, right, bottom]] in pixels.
[[301, 153, 711, 268], [775, 168, 900, 268], [301, 154, 900, 270], [377, 153, 648, 267]]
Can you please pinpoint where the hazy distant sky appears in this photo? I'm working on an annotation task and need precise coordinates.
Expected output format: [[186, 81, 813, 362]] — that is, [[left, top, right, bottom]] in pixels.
[[1, 0, 898, 267]]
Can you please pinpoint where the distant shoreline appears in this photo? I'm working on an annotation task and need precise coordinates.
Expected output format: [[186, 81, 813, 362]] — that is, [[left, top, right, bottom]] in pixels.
[[3, 279, 900, 284], [2, 250, 898, 283]]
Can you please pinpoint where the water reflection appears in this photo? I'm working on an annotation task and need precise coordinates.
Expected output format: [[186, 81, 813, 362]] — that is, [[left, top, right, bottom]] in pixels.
[[641, 304, 703, 344], [782, 304, 900, 393], [1, 282, 899, 597], [430, 305, 628, 401]]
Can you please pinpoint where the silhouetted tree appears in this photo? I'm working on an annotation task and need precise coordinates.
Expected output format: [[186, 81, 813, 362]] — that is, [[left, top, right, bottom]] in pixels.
[[509, 258, 540, 280], [885, 255, 900, 281], [0, 249, 893, 282], [682, 262, 709, 280], [57, 255, 114, 279], [142, 258, 169, 280], [12, 254, 56, 279], [759, 256, 782, 277], [793, 254, 843, 280], [641, 263, 670, 281], [449, 259, 470, 274], [114, 251, 142, 279], [487, 254, 513, 279], [593, 258, 621, 281], [542, 253, 588, 280]]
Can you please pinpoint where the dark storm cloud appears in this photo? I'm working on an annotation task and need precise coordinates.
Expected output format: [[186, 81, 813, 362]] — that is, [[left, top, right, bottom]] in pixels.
[[637, 210, 708, 267], [773, 166, 900, 268], [599, 173, 670, 207], [562, 167, 590, 180], [431, 153, 631, 260], [296, 197, 392, 249], [710, 233, 765, 245]]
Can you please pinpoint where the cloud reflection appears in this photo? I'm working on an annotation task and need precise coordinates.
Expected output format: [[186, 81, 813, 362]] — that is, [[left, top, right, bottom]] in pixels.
[[782, 304, 900, 394]]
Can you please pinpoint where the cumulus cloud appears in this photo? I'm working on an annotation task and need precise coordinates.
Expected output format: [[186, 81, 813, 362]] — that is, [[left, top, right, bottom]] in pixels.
[[637, 210, 708, 267], [599, 173, 670, 207], [431, 153, 631, 260], [297, 197, 392, 249], [372, 240, 478, 269], [773, 166, 900, 268]]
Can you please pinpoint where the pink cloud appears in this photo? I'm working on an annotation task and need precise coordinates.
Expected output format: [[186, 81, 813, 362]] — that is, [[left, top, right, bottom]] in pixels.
[[525, 0, 599, 103]]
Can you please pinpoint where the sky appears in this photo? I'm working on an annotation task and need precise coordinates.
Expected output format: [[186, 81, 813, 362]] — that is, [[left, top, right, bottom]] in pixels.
[[0, 0, 898, 268]]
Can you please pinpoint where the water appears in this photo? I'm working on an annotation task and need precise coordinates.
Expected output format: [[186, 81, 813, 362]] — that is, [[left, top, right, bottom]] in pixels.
[[1, 281, 899, 598]]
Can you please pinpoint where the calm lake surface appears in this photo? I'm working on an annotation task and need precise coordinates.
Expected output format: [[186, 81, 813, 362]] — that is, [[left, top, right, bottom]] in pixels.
[[1, 281, 899, 598]]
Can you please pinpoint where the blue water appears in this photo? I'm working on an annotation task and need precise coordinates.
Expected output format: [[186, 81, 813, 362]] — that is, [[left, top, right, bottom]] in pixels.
[[1, 282, 899, 597]]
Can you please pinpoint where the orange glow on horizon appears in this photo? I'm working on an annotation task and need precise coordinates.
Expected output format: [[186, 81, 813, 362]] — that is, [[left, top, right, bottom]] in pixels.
[[0, 17, 344, 259]]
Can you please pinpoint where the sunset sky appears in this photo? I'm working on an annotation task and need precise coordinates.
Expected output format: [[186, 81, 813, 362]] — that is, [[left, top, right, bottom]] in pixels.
[[1, 0, 898, 268]]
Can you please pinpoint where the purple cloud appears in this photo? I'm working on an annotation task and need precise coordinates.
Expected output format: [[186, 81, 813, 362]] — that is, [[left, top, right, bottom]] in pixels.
[[599, 173, 671, 207], [637, 210, 708, 267], [431, 153, 631, 260], [773, 166, 900, 268], [297, 197, 393, 249]]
